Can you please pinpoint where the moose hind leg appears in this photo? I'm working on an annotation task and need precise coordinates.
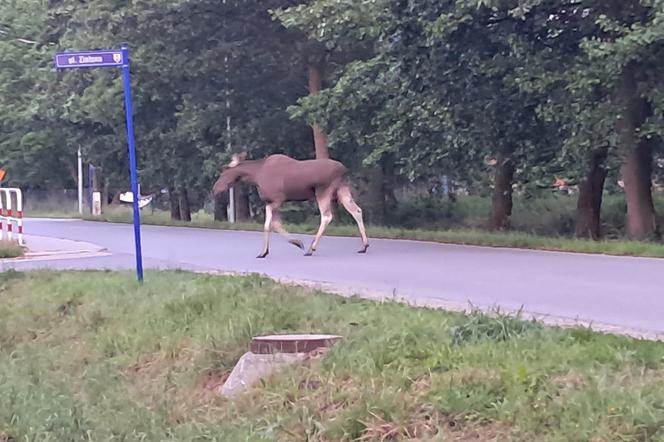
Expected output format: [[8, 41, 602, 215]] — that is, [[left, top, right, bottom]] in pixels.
[[337, 185, 369, 253], [271, 210, 304, 250]]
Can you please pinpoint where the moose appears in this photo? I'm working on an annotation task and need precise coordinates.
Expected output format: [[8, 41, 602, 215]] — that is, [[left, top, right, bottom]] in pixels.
[[212, 153, 369, 258]]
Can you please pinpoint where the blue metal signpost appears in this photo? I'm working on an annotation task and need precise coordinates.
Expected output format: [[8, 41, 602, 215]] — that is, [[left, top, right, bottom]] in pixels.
[[55, 45, 144, 282]]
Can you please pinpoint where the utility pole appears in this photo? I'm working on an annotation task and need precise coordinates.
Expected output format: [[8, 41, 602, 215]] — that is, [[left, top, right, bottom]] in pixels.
[[77, 146, 83, 214], [227, 79, 235, 223], [224, 0, 236, 224]]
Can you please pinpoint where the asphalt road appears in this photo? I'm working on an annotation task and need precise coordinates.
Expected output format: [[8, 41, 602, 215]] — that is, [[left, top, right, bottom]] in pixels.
[[6, 219, 664, 337]]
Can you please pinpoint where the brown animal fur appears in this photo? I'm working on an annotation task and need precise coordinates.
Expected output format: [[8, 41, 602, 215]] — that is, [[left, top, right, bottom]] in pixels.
[[212, 153, 369, 258]]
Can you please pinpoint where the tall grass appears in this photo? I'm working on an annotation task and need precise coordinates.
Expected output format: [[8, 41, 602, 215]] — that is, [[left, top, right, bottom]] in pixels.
[[388, 193, 664, 238], [1, 271, 663, 441], [0, 240, 23, 258]]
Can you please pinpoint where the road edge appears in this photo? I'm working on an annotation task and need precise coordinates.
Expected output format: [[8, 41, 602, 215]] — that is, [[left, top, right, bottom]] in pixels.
[[66, 217, 664, 262], [1, 234, 110, 263]]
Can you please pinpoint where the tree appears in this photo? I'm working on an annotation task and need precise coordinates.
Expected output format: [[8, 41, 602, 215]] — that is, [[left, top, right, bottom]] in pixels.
[[10, 0, 315, 221], [506, 0, 663, 239], [3, 0, 662, 240], [280, 0, 664, 238], [279, 0, 556, 230], [0, 0, 79, 189]]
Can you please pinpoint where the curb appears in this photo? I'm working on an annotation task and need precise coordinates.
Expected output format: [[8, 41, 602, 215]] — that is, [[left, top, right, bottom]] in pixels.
[[198, 270, 664, 343], [1, 234, 109, 263]]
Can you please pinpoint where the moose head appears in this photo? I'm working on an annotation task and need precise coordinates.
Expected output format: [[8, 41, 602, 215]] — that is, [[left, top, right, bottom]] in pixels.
[[212, 152, 248, 196]]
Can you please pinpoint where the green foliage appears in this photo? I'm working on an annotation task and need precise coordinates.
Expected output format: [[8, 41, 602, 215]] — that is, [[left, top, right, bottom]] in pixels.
[[1, 271, 664, 441], [277, 0, 664, 235], [3, 0, 664, 236], [1, 0, 314, 204], [450, 308, 543, 346], [279, 0, 561, 183]]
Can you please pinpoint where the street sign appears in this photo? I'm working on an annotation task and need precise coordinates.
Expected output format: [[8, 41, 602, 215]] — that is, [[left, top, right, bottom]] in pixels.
[[54, 50, 124, 69], [54, 45, 144, 282]]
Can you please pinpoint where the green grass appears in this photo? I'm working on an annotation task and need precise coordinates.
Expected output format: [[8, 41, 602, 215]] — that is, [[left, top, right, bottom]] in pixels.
[[0, 240, 23, 258], [57, 207, 664, 258], [1, 270, 664, 441]]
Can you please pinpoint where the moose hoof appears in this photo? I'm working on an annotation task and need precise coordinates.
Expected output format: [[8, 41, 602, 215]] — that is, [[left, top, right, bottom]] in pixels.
[[289, 239, 305, 250], [304, 249, 314, 257], [357, 244, 369, 254], [256, 251, 269, 259]]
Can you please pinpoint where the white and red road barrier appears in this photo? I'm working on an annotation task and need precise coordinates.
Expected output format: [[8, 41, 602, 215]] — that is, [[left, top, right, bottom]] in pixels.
[[0, 188, 24, 246]]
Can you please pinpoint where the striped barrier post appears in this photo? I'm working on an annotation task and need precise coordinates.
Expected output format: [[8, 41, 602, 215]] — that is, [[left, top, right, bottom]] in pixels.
[[0, 188, 24, 246]]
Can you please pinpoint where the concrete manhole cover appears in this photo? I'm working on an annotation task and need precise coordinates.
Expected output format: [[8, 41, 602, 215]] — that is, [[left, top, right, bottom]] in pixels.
[[218, 334, 343, 397], [250, 334, 342, 354]]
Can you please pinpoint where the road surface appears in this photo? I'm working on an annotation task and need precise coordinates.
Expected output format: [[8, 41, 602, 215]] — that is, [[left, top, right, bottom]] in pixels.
[[5, 219, 664, 338]]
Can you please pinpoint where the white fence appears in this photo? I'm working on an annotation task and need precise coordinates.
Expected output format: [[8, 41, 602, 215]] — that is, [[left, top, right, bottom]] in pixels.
[[0, 188, 24, 246]]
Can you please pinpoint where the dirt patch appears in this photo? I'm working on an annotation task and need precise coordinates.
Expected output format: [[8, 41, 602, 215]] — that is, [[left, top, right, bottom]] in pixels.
[[436, 367, 502, 388], [0, 432, 16, 442], [201, 370, 231, 392], [123, 343, 334, 425], [551, 371, 586, 402], [123, 342, 212, 416], [612, 367, 664, 385], [161, 368, 233, 424], [357, 405, 443, 441], [56, 299, 81, 316], [445, 419, 514, 441], [551, 372, 585, 389], [357, 408, 514, 442], [298, 375, 323, 391]]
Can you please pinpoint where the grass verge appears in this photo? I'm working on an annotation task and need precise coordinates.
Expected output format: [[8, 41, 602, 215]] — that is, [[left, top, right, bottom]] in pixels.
[[0, 240, 23, 258], [1, 270, 663, 441], [30, 207, 664, 258]]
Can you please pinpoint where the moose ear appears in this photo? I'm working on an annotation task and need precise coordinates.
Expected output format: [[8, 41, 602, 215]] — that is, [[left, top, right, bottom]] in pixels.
[[228, 155, 240, 168], [228, 152, 248, 168]]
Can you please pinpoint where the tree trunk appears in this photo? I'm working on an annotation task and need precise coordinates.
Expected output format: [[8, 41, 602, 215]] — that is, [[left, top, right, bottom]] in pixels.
[[214, 191, 228, 222], [169, 186, 180, 220], [66, 162, 78, 185], [383, 159, 398, 218], [91, 166, 101, 192], [575, 148, 608, 240], [178, 186, 191, 222], [102, 177, 110, 210], [488, 149, 515, 231], [364, 165, 386, 225], [308, 63, 329, 159], [614, 63, 659, 239], [234, 185, 250, 221], [621, 141, 658, 238]]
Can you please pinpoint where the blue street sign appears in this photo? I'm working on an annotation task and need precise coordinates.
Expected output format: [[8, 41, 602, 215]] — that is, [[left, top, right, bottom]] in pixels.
[[54, 45, 144, 282], [120, 45, 144, 283], [54, 50, 124, 68]]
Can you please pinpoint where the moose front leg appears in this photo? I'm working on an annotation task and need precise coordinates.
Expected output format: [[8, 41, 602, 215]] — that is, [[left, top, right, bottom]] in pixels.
[[306, 192, 334, 256], [257, 204, 274, 258]]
